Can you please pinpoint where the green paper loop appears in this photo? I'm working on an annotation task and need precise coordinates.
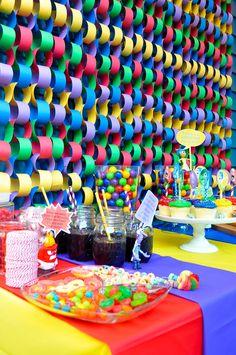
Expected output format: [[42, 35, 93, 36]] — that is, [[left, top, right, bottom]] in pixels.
[[51, 137, 64, 159], [0, 24, 15, 50]]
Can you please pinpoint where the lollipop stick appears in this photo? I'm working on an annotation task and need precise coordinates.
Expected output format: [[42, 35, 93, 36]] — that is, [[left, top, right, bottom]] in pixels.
[[102, 189, 109, 212], [95, 192, 111, 241], [189, 147, 192, 170], [41, 186, 50, 206], [220, 189, 223, 200]]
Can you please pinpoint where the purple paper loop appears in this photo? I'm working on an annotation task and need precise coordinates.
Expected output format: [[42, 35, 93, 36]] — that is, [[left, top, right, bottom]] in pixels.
[[108, 115, 121, 133], [206, 21, 214, 35], [154, 121, 163, 136], [133, 116, 142, 133], [192, 15, 200, 27], [69, 76, 82, 98], [225, 117, 232, 130], [215, 5, 221, 18], [221, 33, 227, 45], [156, 0, 165, 6], [203, 131, 211, 146], [227, 13, 233, 25], [172, 128, 179, 143], [220, 139, 226, 151], [11, 101, 30, 124], [0, 63, 13, 86], [121, 94, 133, 113], [182, 110, 191, 125], [50, 104, 66, 125], [97, 85, 110, 104], [163, 102, 173, 118], [199, 0, 206, 10], [32, 65, 51, 88], [173, 5, 182, 22], [143, 95, 154, 110], [213, 112, 219, 124], [82, 121, 96, 142], [196, 108, 205, 123]]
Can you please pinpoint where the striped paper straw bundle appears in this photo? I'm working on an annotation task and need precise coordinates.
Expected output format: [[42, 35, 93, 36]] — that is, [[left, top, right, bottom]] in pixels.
[[67, 186, 78, 212]]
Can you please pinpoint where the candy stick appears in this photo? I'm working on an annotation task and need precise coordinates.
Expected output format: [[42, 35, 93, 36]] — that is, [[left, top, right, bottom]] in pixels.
[[95, 192, 111, 241], [102, 189, 109, 212], [165, 183, 169, 197], [41, 187, 50, 207]]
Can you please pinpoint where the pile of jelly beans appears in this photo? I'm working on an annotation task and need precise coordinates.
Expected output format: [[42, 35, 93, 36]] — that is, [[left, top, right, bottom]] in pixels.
[[95, 166, 138, 212]]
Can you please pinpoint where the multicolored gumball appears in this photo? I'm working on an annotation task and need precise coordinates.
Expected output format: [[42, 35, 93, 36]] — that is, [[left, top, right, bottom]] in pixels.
[[96, 166, 139, 211]]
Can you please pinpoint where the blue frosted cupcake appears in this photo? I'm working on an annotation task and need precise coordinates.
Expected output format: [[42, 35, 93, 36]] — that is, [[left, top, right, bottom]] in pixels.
[[192, 200, 217, 219]]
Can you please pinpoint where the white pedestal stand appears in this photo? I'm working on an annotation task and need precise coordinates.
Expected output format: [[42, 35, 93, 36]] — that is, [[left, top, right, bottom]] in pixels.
[[155, 213, 236, 253]]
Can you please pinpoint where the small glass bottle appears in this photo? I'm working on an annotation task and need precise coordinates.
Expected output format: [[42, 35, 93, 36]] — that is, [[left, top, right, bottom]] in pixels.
[[93, 214, 126, 267], [125, 214, 153, 263], [68, 205, 96, 261]]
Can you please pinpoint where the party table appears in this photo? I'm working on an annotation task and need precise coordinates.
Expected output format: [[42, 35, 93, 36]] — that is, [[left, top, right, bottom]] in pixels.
[[1, 230, 236, 355]]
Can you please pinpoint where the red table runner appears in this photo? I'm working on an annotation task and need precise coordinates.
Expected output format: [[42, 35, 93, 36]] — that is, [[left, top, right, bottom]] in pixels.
[[0, 260, 203, 355]]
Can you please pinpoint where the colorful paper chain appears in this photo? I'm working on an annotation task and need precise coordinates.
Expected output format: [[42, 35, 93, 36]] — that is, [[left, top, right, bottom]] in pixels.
[[0, 0, 233, 208]]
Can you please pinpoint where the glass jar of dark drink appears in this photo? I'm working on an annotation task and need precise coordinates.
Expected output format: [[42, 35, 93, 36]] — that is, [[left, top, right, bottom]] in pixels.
[[68, 205, 96, 261], [93, 214, 126, 267], [125, 214, 153, 263]]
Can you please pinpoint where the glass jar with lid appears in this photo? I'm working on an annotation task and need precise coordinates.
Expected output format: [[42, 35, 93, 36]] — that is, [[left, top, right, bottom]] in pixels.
[[93, 214, 126, 267], [125, 213, 153, 263], [68, 205, 96, 261]]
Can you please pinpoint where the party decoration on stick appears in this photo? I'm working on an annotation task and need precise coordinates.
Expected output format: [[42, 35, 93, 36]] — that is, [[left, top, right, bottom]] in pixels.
[[176, 129, 205, 171], [230, 168, 236, 197], [173, 163, 182, 199], [164, 166, 171, 197], [125, 191, 133, 216], [95, 192, 111, 241], [38, 230, 58, 272], [199, 169, 210, 201], [67, 186, 78, 212], [217, 170, 230, 199], [190, 171, 198, 198]]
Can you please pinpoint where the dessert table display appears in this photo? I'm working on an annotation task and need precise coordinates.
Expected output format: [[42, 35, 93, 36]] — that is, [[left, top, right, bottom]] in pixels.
[[155, 213, 236, 253]]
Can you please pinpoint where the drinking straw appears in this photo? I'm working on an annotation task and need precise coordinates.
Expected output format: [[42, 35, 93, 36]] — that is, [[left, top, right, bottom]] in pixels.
[[67, 186, 78, 212], [102, 189, 109, 212], [41, 186, 50, 206], [95, 191, 111, 241]]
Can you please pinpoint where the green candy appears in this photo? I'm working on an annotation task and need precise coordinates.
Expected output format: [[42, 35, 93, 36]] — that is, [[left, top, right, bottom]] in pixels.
[[119, 178, 127, 186], [106, 172, 114, 180], [131, 292, 148, 307], [119, 286, 132, 299], [130, 184, 136, 192], [97, 179, 103, 186], [116, 198, 124, 207], [104, 286, 113, 298], [107, 185, 115, 193], [99, 298, 114, 309], [111, 291, 123, 300]]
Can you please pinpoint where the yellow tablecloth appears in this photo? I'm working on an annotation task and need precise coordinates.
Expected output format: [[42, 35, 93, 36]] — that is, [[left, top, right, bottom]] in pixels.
[[153, 230, 236, 273], [0, 287, 111, 355]]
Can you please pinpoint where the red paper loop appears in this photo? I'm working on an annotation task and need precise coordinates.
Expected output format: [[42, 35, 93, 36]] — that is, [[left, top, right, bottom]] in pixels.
[[211, 154, 219, 168], [132, 60, 142, 79], [226, 55, 233, 68], [97, 0, 109, 15], [173, 78, 182, 94], [213, 48, 221, 61], [154, 70, 164, 86], [122, 7, 134, 29], [119, 150, 132, 166], [32, 137, 52, 159], [85, 141, 95, 157], [183, 37, 191, 53], [110, 133, 121, 146], [83, 54, 96, 75], [15, 26, 33, 51], [94, 144, 107, 164], [205, 86, 213, 100], [0, 141, 11, 161], [133, 133, 142, 144], [224, 158, 231, 170], [53, 36, 66, 59], [190, 84, 198, 98], [110, 55, 120, 75], [68, 142, 82, 162], [163, 26, 174, 44], [162, 153, 172, 167], [198, 41, 205, 56], [195, 154, 205, 166], [142, 147, 153, 165], [144, 14, 155, 33]]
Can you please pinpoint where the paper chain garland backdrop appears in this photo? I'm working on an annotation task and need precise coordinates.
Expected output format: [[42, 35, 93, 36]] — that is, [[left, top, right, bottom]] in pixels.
[[0, 0, 233, 208]]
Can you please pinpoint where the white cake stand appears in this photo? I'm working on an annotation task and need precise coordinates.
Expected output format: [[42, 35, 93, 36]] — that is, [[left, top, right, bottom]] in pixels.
[[155, 212, 236, 253]]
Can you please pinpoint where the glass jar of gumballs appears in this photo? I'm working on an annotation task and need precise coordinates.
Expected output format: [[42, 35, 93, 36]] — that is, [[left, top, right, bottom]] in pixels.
[[93, 214, 126, 267], [95, 166, 139, 212], [125, 214, 153, 263], [68, 205, 96, 262]]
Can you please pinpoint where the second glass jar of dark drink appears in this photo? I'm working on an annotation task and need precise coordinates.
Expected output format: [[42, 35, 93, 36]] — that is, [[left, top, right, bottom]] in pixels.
[[93, 214, 126, 267], [125, 214, 154, 263], [68, 205, 96, 261]]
